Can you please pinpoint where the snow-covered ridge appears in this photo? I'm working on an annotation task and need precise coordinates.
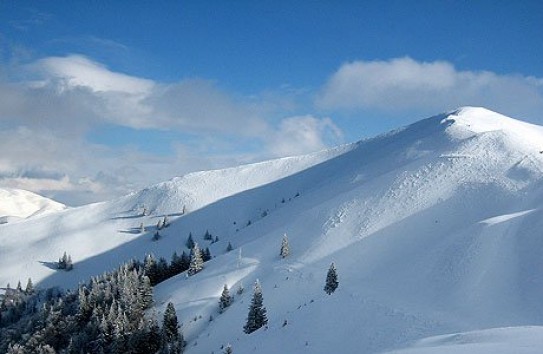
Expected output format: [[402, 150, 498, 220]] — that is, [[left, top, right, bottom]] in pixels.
[[0, 188, 66, 223], [2, 107, 543, 353]]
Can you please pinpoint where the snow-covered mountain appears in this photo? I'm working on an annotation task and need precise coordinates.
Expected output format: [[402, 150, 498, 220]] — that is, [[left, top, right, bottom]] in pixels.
[[0, 188, 66, 224], [3, 106, 543, 353]]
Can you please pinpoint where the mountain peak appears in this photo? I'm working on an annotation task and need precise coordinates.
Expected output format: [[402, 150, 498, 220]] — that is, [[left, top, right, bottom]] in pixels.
[[436, 107, 543, 150], [0, 188, 66, 222], [443, 106, 540, 134]]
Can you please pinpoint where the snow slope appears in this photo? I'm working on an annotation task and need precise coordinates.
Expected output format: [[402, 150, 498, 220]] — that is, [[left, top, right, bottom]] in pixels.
[[0, 188, 66, 224], [2, 106, 543, 353], [387, 326, 543, 354]]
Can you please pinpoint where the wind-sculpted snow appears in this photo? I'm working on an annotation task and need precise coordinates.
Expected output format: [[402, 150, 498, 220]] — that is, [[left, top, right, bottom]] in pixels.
[[2, 107, 543, 353]]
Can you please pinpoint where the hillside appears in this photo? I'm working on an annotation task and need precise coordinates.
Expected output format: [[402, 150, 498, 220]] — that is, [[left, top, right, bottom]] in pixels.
[[2, 106, 543, 353], [0, 188, 66, 224]]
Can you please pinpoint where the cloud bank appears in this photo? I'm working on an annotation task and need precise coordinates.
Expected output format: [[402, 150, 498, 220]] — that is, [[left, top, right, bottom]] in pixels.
[[0, 55, 341, 205], [318, 57, 543, 120]]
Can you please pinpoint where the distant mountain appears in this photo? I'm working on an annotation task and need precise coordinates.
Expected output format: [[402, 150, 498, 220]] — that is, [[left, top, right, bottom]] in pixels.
[[0, 188, 66, 224], [2, 107, 543, 353]]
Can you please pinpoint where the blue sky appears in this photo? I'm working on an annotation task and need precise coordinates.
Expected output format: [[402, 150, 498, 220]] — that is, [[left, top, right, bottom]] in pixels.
[[1, 1, 542, 205]]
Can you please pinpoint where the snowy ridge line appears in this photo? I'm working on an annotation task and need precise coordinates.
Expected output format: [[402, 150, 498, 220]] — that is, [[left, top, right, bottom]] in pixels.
[[2, 107, 543, 353]]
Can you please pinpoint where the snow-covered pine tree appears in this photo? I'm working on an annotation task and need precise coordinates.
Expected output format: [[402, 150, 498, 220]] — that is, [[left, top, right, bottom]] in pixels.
[[162, 302, 183, 354], [188, 243, 204, 276], [224, 344, 233, 354], [280, 233, 289, 258], [25, 278, 34, 295], [243, 280, 268, 334], [324, 262, 339, 295], [219, 284, 232, 312], [163, 215, 169, 228], [140, 222, 145, 233], [157, 219, 163, 230], [66, 255, 73, 271]]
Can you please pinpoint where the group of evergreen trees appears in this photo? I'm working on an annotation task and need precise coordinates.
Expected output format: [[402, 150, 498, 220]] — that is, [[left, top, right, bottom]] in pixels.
[[1, 230, 339, 352], [57, 252, 73, 271], [0, 259, 185, 353], [143, 242, 210, 286]]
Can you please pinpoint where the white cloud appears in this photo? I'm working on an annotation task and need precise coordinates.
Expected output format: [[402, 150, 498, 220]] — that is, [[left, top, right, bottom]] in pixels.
[[35, 54, 154, 94], [267, 115, 343, 157], [0, 54, 342, 205], [317, 57, 543, 121]]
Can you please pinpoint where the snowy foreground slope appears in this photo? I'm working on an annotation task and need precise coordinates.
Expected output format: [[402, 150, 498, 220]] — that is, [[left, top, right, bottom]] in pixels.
[[3, 107, 543, 353], [0, 188, 66, 224]]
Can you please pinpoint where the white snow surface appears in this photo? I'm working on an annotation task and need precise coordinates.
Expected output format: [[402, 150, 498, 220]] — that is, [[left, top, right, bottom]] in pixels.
[[0, 188, 66, 222], [386, 326, 543, 353], [2, 106, 543, 353]]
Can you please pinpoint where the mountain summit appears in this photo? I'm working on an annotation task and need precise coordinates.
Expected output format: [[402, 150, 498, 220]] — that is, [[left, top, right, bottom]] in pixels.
[[2, 107, 543, 353]]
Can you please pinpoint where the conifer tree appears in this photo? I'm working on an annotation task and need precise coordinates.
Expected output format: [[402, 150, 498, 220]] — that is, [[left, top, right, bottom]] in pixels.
[[162, 302, 183, 354], [58, 252, 68, 269], [25, 277, 34, 295], [157, 219, 163, 230], [324, 262, 339, 295], [203, 229, 212, 241], [224, 344, 233, 354], [140, 222, 145, 233], [203, 247, 212, 262], [226, 242, 234, 252], [280, 234, 289, 258], [185, 233, 195, 249], [243, 280, 268, 334], [188, 243, 204, 276], [163, 215, 169, 228], [152, 231, 161, 242], [219, 284, 232, 312], [66, 255, 73, 271]]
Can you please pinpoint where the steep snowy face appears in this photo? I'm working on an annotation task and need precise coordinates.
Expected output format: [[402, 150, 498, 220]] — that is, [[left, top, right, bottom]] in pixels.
[[0, 188, 66, 222]]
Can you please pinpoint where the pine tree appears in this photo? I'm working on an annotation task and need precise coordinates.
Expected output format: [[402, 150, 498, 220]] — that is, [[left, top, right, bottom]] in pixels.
[[162, 302, 183, 354], [66, 255, 73, 271], [219, 284, 232, 312], [188, 243, 204, 276], [140, 222, 145, 233], [243, 280, 268, 334], [185, 233, 195, 249], [152, 231, 161, 242], [226, 242, 234, 252], [203, 229, 212, 241], [157, 219, 163, 230], [202, 247, 212, 262], [58, 251, 68, 269], [25, 277, 34, 295], [224, 344, 233, 354], [324, 262, 339, 295], [163, 215, 169, 228], [280, 234, 289, 258]]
